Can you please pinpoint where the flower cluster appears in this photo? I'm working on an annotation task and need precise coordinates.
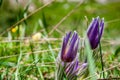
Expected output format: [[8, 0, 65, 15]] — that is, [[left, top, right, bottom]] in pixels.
[[57, 31, 87, 80], [56, 17, 104, 80]]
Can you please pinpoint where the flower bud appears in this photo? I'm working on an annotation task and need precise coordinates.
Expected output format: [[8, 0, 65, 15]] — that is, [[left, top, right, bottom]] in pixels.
[[61, 31, 79, 62], [87, 17, 104, 49]]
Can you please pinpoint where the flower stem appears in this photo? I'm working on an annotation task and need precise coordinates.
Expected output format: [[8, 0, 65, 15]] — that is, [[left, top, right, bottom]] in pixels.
[[98, 19, 105, 78], [99, 42, 105, 78]]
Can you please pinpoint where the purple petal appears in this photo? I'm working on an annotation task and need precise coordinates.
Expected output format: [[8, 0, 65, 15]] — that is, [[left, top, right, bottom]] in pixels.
[[87, 17, 99, 38], [92, 18, 104, 49], [89, 18, 99, 39], [88, 19, 99, 45], [61, 32, 71, 61], [73, 38, 79, 59], [61, 37, 66, 60], [99, 18, 104, 39], [79, 63, 87, 71], [66, 32, 78, 62], [65, 62, 75, 75], [87, 18, 95, 35], [65, 32, 72, 46], [60, 31, 79, 62], [73, 60, 79, 71], [67, 60, 80, 76], [87, 17, 103, 49]]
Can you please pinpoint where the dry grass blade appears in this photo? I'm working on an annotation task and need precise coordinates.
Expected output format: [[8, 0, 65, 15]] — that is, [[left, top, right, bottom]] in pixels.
[[84, 63, 120, 80], [0, 48, 60, 59], [105, 18, 120, 24], [23, 62, 55, 67], [48, 0, 84, 36], [0, 38, 61, 43]]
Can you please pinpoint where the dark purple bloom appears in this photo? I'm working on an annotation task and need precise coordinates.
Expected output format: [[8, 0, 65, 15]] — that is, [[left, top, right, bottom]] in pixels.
[[87, 17, 104, 49], [60, 31, 79, 62]]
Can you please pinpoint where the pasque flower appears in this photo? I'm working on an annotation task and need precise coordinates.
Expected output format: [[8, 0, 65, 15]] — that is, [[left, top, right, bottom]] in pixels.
[[60, 31, 79, 62], [87, 17, 104, 49], [56, 31, 87, 80], [65, 59, 87, 79]]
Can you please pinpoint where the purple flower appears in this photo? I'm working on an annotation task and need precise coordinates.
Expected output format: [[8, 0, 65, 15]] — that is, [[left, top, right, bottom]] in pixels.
[[65, 59, 87, 79], [60, 31, 79, 62], [65, 60, 79, 76], [87, 17, 104, 49]]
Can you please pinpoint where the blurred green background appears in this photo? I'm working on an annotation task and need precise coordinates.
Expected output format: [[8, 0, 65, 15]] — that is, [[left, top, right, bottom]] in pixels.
[[0, 0, 120, 37]]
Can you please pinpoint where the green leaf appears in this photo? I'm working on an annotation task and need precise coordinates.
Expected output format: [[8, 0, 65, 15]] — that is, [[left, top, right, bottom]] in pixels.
[[85, 38, 97, 80], [42, 11, 48, 30]]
